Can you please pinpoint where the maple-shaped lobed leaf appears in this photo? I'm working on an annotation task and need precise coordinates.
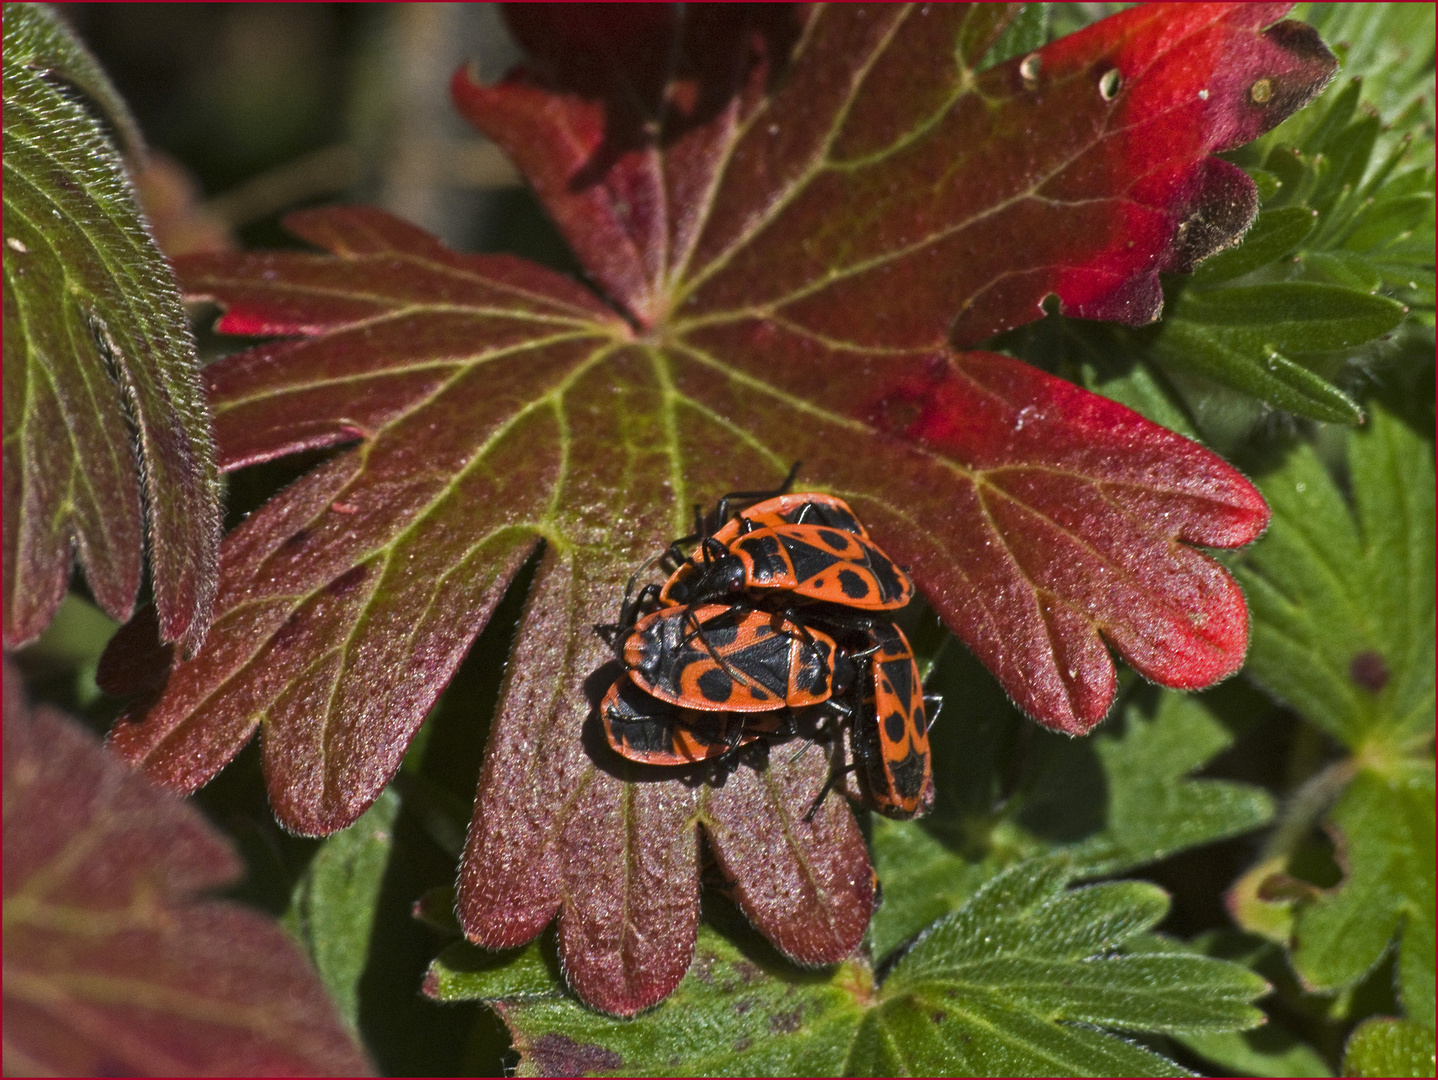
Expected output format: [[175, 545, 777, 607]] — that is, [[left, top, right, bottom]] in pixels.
[[1231, 404, 1434, 1028], [2, 663, 373, 1076], [101, 4, 1335, 1014], [429, 856, 1269, 1077], [3, 3, 221, 655]]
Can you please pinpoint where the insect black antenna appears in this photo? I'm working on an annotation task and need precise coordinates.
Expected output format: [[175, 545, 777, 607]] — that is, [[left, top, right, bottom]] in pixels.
[[712, 460, 801, 527]]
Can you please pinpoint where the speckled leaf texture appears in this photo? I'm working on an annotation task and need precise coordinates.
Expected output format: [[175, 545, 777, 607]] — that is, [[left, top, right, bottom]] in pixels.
[[2, 3, 220, 655], [99, 4, 1336, 1015], [1, 666, 374, 1076]]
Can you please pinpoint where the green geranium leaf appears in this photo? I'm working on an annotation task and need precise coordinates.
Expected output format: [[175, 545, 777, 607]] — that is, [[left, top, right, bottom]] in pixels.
[[1238, 404, 1435, 752], [283, 787, 401, 1028], [427, 921, 869, 1077], [430, 857, 1266, 1077], [870, 644, 1274, 960], [1342, 1017, 1437, 1079], [1179, 1022, 1334, 1078], [1301, 250, 1385, 294], [1291, 764, 1435, 1013], [1065, 694, 1276, 875], [1126, 933, 1333, 1078], [857, 857, 1265, 1077], [1149, 317, 1365, 424], [1012, 690, 1275, 879], [1168, 280, 1405, 355], [3, 2, 220, 654], [1237, 405, 1434, 1016]]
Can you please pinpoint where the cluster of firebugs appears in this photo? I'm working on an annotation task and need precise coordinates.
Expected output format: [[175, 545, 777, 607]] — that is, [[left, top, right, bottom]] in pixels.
[[594, 467, 936, 819]]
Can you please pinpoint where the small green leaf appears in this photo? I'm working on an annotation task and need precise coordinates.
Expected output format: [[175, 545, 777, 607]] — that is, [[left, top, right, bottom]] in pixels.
[[847, 996, 1191, 1078], [1262, 145, 1312, 209], [1249, 168, 1284, 203], [1235, 408, 1434, 1032], [1238, 404, 1435, 752], [860, 857, 1266, 1077], [428, 924, 869, 1077], [891, 859, 1168, 973], [1129, 932, 1334, 1077], [1171, 283, 1406, 354], [428, 938, 567, 1004], [1180, 1023, 1335, 1078], [283, 787, 401, 1028], [1309, 116, 1380, 218], [1343, 1018, 1436, 1079], [1300, 78, 1362, 156], [1192, 206, 1320, 284], [1292, 765, 1435, 1010], [1068, 694, 1275, 875], [1151, 318, 1363, 423], [3, 2, 220, 653], [1301, 251, 1385, 294], [1344, 193, 1435, 255], [981, 3, 1048, 68]]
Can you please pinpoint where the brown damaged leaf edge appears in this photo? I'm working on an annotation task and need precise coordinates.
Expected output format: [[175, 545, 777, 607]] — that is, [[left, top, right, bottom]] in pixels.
[[100, 4, 1333, 1014]]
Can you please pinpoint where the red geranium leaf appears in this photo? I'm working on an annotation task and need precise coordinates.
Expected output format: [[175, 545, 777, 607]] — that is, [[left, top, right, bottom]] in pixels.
[[98, 4, 1334, 1015], [455, 3, 1333, 342], [2, 666, 373, 1076], [703, 742, 875, 966]]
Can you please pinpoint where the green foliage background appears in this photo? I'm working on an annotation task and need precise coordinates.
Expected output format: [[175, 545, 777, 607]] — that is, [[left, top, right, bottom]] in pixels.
[[8, 4, 1433, 1077]]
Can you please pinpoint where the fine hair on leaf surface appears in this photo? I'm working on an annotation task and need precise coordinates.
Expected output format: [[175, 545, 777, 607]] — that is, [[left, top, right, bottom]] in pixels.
[[2, 2, 221, 656], [5, 4, 1432, 1075], [86, 2, 1351, 1018], [11, 7, 1425, 1072]]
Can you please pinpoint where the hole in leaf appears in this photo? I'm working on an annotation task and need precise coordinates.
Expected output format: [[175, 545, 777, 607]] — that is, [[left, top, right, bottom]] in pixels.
[[1098, 67, 1123, 101], [1250, 77, 1273, 104], [1019, 53, 1041, 86]]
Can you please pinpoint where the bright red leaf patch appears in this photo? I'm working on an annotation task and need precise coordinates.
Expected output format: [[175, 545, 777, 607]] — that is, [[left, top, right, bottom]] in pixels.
[[2, 666, 374, 1076], [100, 4, 1333, 1015]]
